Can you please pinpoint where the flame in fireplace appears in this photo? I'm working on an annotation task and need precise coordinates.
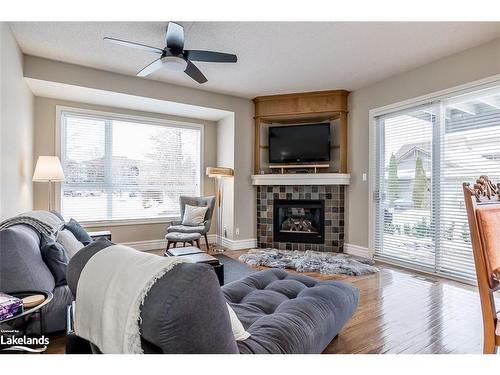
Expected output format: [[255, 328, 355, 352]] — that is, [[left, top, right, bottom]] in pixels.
[[281, 217, 318, 233]]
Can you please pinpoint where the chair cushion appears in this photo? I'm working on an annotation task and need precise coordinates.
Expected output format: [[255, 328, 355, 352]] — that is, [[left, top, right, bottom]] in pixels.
[[165, 232, 201, 242], [476, 206, 500, 289], [222, 268, 359, 354], [167, 224, 206, 234]]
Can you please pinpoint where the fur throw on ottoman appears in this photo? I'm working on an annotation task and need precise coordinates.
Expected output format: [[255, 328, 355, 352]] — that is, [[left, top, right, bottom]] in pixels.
[[239, 249, 379, 276]]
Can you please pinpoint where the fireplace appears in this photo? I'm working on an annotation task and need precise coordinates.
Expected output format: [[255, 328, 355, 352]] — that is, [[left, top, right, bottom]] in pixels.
[[257, 185, 344, 252], [274, 199, 325, 244]]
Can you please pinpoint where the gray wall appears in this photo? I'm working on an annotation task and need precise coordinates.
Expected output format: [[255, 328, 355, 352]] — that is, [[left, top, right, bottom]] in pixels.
[[346, 37, 500, 249], [0, 23, 34, 219]]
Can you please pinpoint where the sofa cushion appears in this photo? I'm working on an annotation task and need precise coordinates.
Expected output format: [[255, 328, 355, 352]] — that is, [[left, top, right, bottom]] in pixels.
[[56, 229, 85, 258], [0, 225, 55, 293], [65, 219, 93, 246], [42, 284, 74, 333], [222, 268, 359, 354], [40, 233, 70, 286]]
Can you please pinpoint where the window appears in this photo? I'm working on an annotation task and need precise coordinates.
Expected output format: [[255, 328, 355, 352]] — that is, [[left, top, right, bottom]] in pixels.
[[59, 108, 202, 223], [372, 81, 500, 282]]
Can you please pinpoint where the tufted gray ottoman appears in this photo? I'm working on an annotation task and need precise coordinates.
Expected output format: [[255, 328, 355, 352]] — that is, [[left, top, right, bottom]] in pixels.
[[165, 232, 202, 252], [222, 268, 359, 354]]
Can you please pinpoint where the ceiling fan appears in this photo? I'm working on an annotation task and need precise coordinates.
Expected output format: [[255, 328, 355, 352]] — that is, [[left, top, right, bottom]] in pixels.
[[103, 22, 237, 84]]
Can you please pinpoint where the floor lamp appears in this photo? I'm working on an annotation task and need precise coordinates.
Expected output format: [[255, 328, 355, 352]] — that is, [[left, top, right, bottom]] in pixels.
[[33, 156, 66, 211], [206, 167, 233, 252]]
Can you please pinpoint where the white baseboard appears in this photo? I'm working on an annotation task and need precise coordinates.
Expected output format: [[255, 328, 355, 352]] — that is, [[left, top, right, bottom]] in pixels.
[[121, 239, 169, 252], [219, 237, 257, 251], [344, 243, 372, 259], [122, 235, 256, 252]]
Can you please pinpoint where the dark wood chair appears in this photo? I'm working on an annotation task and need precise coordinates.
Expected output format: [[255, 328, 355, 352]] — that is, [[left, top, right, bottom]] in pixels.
[[463, 175, 500, 354]]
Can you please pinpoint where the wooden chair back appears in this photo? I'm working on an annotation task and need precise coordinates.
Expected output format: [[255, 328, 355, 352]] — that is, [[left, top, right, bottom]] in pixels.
[[462, 175, 500, 354]]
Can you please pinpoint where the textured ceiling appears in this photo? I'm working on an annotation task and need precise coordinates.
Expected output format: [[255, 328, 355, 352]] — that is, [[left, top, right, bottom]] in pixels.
[[10, 22, 500, 98]]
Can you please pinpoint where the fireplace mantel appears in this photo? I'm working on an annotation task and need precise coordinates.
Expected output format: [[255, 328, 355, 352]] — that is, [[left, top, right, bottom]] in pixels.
[[251, 173, 350, 186]]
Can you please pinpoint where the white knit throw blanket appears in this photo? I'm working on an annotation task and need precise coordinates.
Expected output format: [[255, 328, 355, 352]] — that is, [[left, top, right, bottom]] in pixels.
[[74, 244, 189, 353]]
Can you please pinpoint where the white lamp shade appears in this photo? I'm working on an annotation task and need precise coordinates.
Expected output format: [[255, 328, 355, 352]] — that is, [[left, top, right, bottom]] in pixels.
[[33, 156, 65, 182]]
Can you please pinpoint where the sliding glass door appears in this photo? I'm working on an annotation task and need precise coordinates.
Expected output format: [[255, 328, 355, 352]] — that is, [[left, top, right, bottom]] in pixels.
[[374, 104, 438, 271], [373, 83, 500, 282]]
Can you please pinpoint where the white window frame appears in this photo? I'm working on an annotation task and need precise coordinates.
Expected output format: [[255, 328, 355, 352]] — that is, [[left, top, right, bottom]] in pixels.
[[55, 105, 204, 227], [368, 74, 500, 282]]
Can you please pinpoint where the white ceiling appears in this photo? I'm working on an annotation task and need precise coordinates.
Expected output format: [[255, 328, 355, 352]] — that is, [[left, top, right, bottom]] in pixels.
[[10, 22, 500, 98]]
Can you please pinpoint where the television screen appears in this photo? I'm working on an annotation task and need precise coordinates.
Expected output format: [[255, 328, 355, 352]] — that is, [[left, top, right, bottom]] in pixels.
[[268, 123, 331, 164]]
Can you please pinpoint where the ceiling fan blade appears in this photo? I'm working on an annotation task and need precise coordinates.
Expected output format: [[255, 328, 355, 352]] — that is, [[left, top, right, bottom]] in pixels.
[[184, 60, 207, 84], [184, 50, 237, 63], [166, 22, 184, 52], [137, 58, 164, 77], [104, 37, 164, 54]]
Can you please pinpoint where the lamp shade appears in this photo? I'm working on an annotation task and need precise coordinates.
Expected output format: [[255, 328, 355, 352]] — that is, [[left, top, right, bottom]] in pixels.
[[206, 167, 234, 178], [33, 156, 65, 182]]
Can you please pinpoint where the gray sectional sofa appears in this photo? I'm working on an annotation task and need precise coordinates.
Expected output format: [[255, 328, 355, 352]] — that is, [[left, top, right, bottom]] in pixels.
[[67, 240, 359, 354], [0, 224, 73, 333], [0, 214, 359, 353]]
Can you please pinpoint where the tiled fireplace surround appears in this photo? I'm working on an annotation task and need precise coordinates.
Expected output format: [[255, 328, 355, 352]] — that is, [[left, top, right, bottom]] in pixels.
[[256, 185, 345, 252]]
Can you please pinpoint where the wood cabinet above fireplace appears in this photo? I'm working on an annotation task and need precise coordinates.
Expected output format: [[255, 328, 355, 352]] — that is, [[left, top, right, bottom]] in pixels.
[[253, 90, 349, 174]]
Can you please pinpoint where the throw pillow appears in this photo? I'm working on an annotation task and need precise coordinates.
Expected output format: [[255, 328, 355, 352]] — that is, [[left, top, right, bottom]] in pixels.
[[40, 233, 70, 286], [226, 303, 251, 341], [56, 229, 85, 258], [65, 218, 93, 245], [181, 204, 208, 226]]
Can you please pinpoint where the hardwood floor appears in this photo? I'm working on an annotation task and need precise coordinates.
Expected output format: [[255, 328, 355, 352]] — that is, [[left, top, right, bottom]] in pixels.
[[223, 250, 499, 354], [47, 246, 498, 354]]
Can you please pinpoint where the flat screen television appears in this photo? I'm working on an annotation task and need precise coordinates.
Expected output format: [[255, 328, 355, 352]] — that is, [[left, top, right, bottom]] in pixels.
[[268, 123, 331, 164]]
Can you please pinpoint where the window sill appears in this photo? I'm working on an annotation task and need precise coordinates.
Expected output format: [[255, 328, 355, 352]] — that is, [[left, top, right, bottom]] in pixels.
[[81, 217, 181, 228]]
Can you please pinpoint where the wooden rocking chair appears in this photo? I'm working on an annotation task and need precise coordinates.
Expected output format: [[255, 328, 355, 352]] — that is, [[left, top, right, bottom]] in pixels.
[[463, 175, 500, 354]]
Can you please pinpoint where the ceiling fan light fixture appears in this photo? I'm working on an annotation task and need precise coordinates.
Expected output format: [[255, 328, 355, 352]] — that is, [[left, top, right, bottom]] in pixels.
[[104, 22, 237, 83], [162, 55, 188, 72]]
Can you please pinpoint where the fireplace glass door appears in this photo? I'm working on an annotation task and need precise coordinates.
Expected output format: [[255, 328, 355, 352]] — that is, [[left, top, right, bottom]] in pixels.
[[274, 199, 325, 244]]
